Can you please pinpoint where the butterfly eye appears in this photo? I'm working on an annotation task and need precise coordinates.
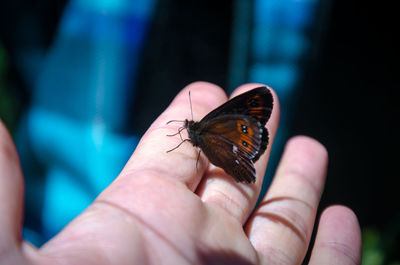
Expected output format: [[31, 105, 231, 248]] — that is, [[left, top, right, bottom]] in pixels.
[[236, 122, 254, 150], [238, 123, 251, 136], [241, 124, 248, 134]]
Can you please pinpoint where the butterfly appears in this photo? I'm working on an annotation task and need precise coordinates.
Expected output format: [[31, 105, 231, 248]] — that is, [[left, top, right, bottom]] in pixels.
[[167, 86, 273, 183]]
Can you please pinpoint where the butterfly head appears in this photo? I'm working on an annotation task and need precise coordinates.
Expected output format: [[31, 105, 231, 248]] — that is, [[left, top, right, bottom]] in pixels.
[[184, 119, 201, 147]]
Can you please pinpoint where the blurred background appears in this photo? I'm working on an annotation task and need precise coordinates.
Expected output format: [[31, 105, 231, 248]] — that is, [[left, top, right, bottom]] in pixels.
[[0, 0, 398, 264]]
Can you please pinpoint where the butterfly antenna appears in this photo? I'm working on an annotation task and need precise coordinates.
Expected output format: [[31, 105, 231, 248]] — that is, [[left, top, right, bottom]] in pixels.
[[189, 90, 194, 120]]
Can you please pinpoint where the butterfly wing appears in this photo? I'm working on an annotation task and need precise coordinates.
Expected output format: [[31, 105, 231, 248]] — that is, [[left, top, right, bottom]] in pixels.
[[198, 87, 272, 162], [200, 86, 274, 126], [183, 87, 274, 183], [195, 115, 266, 183]]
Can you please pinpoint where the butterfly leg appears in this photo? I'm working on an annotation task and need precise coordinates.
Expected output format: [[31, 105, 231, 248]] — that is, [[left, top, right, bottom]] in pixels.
[[166, 126, 185, 141], [166, 138, 190, 153], [195, 149, 202, 171]]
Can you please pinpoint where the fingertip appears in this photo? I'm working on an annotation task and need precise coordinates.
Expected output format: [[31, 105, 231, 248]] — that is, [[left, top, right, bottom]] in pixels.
[[285, 136, 328, 162], [153, 82, 226, 127], [173, 81, 227, 110], [309, 205, 362, 265], [282, 136, 329, 178], [319, 205, 361, 242], [321, 205, 358, 219], [183, 81, 225, 95]]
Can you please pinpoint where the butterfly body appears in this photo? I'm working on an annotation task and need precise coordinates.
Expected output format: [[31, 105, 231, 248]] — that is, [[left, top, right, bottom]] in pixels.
[[171, 87, 273, 183]]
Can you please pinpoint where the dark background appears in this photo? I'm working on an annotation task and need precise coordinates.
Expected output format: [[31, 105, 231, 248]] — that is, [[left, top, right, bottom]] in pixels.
[[1, 0, 399, 262], [291, 2, 399, 261], [294, 1, 399, 231]]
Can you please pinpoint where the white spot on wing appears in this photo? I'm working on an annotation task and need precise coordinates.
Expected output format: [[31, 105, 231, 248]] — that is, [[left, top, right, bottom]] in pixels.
[[232, 145, 238, 154]]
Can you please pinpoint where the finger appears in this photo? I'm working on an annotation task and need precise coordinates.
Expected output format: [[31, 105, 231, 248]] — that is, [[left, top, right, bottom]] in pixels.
[[0, 121, 24, 250], [120, 81, 228, 189], [248, 136, 328, 265], [197, 84, 280, 224], [309, 205, 362, 265]]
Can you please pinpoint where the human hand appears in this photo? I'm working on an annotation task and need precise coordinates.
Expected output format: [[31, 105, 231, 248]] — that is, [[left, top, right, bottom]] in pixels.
[[0, 82, 361, 265]]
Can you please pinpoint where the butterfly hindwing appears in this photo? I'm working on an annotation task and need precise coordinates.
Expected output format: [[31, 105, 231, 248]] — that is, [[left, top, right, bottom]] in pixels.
[[199, 130, 256, 183], [194, 115, 265, 183]]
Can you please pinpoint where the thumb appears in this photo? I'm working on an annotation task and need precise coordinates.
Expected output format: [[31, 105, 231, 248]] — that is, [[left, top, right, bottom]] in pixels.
[[0, 121, 25, 251]]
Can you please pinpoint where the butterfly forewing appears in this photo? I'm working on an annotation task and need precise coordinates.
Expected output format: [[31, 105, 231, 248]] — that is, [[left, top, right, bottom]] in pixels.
[[200, 86, 273, 126]]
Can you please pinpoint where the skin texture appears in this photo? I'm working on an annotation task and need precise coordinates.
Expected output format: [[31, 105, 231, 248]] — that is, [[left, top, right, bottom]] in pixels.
[[0, 82, 362, 265]]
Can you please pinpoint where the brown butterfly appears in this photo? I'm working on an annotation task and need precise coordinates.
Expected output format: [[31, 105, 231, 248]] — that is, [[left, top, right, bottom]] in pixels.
[[167, 86, 273, 183]]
